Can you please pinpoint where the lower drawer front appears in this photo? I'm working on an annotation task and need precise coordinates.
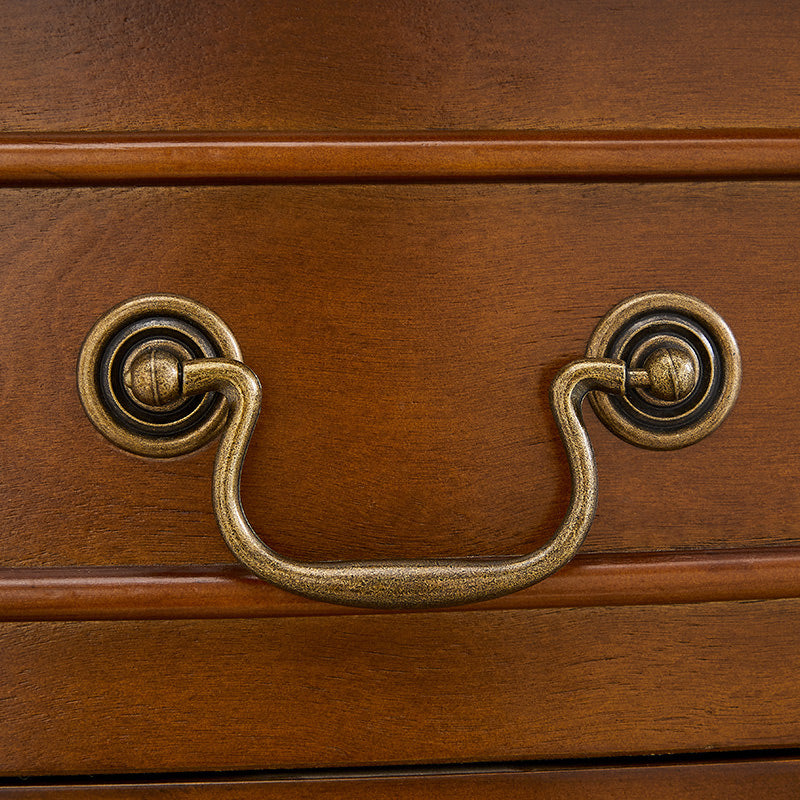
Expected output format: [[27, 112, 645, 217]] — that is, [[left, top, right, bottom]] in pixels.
[[2, 759, 800, 799], [3, 599, 799, 775]]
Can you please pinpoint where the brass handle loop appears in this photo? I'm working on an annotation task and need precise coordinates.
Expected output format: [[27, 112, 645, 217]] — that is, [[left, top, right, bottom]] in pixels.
[[179, 356, 625, 609]]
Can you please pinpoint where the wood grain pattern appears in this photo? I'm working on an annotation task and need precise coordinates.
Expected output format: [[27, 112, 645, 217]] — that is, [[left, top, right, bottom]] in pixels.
[[3, 547, 800, 621], [4, 1, 800, 133], [3, 759, 800, 798], [2, 600, 800, 774], [3, 0, 798, 789], [1, 182, 798, 567], [5, 131, 800, 184]]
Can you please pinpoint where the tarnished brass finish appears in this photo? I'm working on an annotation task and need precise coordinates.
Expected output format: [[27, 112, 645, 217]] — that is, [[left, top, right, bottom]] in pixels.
[[82, 291, 741, 608], [639, 347, 698, 402], [77, 294, 241, 458], [129, 353, 627, 608], [123, 344, 184, 410], [587, 291, 741, 450]]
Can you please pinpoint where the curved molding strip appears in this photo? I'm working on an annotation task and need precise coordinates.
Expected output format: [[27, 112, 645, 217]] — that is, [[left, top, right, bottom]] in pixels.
[[2, 130, 800, 184], [2, 547, 800, 621]]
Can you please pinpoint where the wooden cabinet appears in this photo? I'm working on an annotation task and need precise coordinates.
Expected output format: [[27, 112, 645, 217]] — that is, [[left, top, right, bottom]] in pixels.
[[1, 1, 799, 794]]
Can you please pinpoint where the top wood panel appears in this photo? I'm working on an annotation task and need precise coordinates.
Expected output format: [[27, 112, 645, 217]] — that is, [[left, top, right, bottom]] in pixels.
[[4, 0, 800, 133]]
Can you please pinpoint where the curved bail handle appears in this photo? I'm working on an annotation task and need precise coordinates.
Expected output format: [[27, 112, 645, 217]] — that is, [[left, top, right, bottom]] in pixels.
[[180, 356, 626, 609]]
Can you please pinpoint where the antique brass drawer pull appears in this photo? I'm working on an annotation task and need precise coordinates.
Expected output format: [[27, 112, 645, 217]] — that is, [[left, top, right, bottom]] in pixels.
[[78, 292, 740, 609]]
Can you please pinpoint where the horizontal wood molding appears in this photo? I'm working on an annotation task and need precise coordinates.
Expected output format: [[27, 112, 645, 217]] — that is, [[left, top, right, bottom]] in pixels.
[[3, 547, 800, 621], [3, 131, 800, 184]]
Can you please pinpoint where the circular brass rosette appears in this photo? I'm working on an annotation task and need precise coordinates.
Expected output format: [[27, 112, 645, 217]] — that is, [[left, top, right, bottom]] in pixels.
[[77, 294, 241, 457], [586, 291, 741, 450]]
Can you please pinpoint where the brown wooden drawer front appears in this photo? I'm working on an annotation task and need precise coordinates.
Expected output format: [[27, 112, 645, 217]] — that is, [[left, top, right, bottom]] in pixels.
[[3, 599, 800, 775], [1, 182, 797, 569]]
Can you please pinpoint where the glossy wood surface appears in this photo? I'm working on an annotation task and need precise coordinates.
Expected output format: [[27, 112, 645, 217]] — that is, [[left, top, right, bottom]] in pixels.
[[4, 1, 800, 133], [3, 759, 800, 798], [5, 131, 800, 184], [3, 0, 799, 790], [4, 547, 800, 621], [3, 599, 800, 774], [1, 182, 797, 567]]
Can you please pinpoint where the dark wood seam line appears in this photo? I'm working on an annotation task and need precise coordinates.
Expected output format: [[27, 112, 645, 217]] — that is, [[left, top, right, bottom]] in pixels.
[[3, 130, 800, 184], [2, 547, 800, 621], [3, 750, 800, 788]]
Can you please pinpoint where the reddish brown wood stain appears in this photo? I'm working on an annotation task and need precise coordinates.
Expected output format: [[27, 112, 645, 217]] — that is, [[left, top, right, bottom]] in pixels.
[[2, 600, 800, 774], [0, 182, 797, 567], [3, 0, 800, 789], [3, 759, 800, 798], [3, 548, 800, 621], [4, 132, 800, 183], [4, 1, 800, 132]]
